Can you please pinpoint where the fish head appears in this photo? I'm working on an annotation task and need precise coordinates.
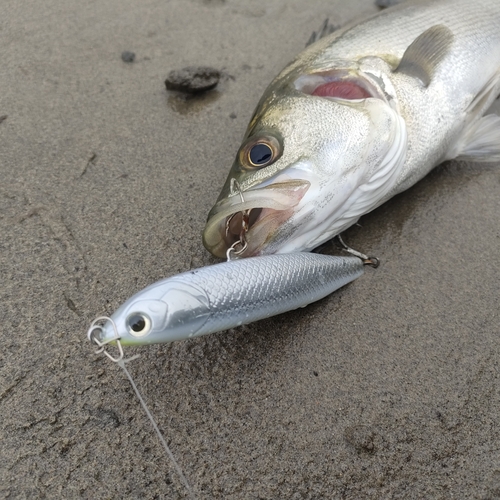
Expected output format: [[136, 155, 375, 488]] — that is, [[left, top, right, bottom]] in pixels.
[[88, 280, 211, 346], [203, 67, 405, 257]]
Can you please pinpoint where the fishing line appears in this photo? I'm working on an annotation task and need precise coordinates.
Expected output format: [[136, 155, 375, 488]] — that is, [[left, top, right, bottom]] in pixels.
[[88, 320, 196, 499], [117, 357, 196, 500]]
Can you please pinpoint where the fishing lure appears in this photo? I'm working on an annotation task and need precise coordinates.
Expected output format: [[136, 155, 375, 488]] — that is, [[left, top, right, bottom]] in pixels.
[[88, 251, 372, 348]]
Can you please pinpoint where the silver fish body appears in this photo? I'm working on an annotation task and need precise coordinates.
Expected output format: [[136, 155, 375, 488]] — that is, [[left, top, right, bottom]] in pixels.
[[89, 253, 364, 346], [203, 0, 500, 258]]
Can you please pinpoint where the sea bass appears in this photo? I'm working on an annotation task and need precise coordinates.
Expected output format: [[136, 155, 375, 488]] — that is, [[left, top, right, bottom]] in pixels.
[[88, 253, 365, 346], [203, 0, 500, 258]]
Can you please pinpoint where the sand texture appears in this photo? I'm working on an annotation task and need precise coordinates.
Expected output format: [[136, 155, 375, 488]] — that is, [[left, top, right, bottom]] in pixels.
[[1, 0, 499, 498]]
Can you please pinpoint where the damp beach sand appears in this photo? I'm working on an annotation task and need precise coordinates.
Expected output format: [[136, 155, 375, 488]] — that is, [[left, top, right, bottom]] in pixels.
[[1, 0, 499, 498]]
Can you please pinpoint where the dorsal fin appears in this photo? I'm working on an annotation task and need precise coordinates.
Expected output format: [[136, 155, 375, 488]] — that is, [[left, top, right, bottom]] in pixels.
[[305, 18, 339, 47], [395, 25, 454, 87]]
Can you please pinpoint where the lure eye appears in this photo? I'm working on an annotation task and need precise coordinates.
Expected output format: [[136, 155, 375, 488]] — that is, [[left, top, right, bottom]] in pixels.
[[240, 135, 281, 169], [126, 313, 151, 337]]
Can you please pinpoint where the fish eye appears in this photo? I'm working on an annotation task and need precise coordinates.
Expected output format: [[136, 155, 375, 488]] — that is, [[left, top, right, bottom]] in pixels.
[[126, 313, 151, 337], [241, 135, 281, 169], [249, 143, 273, 165]]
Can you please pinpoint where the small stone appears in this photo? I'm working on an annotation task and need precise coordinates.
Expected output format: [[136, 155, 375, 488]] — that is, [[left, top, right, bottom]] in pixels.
[[229, 112, 237, 119], [165, 66, 220, 94], [375, 0, 404, 8], [121, 51, 136, 63], [96, 408, 121, 428]]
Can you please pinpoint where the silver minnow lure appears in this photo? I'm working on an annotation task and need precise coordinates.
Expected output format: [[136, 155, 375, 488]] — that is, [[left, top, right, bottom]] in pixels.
[[88, 253, 364, 346]]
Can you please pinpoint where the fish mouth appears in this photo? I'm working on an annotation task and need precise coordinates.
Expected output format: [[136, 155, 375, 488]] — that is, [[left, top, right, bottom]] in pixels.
[[203, 179, 310, 258]]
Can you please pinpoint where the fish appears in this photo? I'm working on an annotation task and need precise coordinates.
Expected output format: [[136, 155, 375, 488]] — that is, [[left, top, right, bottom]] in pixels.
[[203, 0, 500, 258], [88, 253, 365, 346]]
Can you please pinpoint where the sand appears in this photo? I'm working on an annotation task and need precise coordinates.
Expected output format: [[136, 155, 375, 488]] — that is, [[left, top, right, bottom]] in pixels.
[[1, 0, 499, 498]]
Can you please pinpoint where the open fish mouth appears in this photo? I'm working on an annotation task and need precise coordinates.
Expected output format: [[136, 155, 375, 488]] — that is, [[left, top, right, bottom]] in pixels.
[[203, 179, 310, 258]]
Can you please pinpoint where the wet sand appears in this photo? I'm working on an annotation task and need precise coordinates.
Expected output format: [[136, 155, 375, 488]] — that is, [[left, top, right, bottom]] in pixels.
[[1, 0, 499, 498]]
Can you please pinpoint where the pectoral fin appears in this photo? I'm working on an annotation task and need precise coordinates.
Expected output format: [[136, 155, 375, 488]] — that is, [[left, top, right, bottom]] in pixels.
[[447, 69, 500, 162], [464, 69, 500, 118], [448, 114, 500, 162], [395, 25, 454, 87]]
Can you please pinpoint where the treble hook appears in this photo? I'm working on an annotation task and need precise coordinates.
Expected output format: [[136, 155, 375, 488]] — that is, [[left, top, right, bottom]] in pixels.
[[226, 180, 250, 261], [230, 178, 245, 203], [336, 234, 380, 268]]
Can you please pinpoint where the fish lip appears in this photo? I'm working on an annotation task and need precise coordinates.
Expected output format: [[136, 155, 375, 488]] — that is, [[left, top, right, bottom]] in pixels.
[[203, 179, 311, 258]]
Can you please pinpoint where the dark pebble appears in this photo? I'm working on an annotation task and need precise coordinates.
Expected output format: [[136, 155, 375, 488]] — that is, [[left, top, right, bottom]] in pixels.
[[344, 425, 377, 453], [165, 66, 220, 94], [95, 408, 121, 428], [121, 51, 136, 63], [229, 112, 237, 119], [375, 0, 404, 8], [0, 115, 7, 124]]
